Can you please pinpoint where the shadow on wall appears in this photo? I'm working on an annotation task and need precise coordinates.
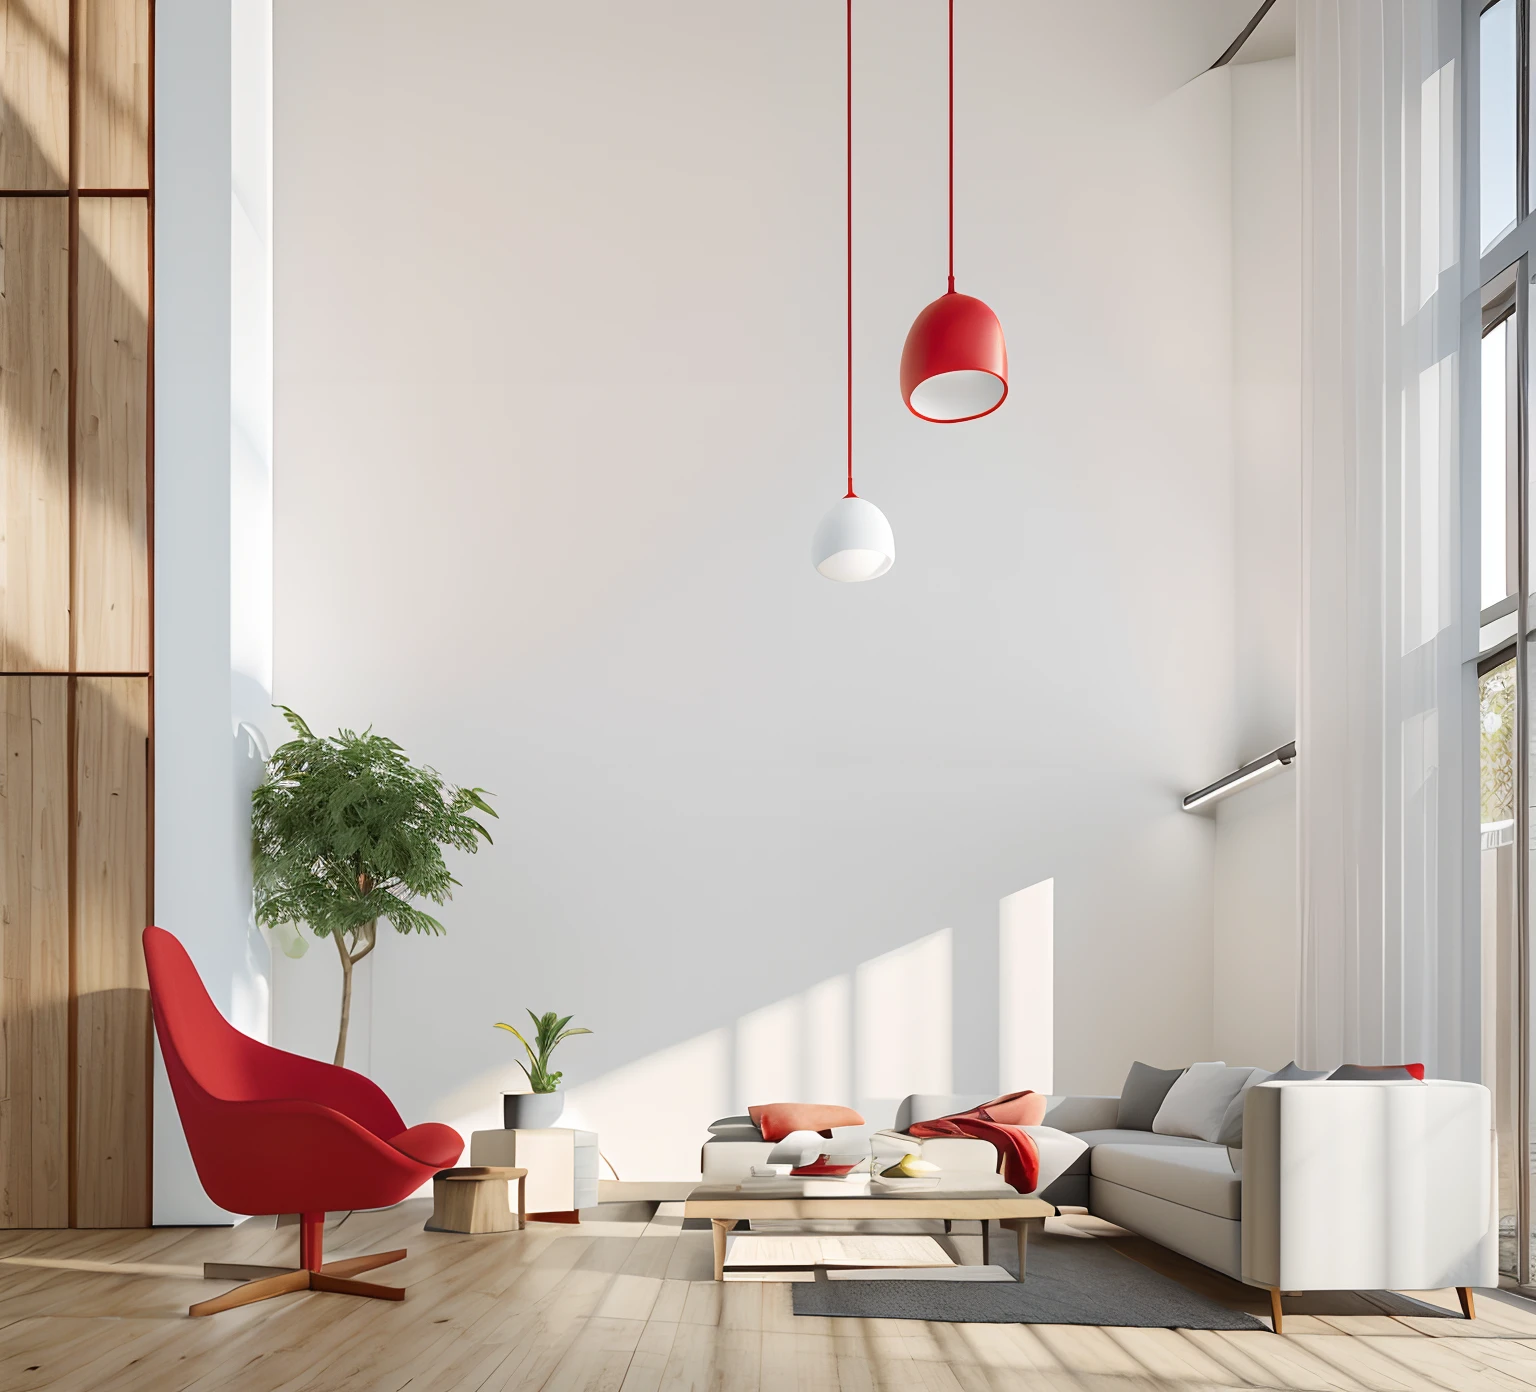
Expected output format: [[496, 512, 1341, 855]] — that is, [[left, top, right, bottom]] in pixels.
[[424, 882, 1052, 1183]]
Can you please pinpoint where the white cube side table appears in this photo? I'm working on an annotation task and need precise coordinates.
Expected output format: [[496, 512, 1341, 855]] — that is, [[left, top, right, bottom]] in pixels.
[[470, 1128, 598, 1223]]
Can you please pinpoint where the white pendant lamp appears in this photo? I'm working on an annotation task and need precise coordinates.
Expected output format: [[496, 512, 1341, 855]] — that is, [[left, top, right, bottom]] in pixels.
[[813, 0, 894, 584], [813, 495, 896, 581]]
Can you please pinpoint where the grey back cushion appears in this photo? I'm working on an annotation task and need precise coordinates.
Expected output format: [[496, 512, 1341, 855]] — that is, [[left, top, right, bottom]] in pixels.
[[707, 1116, 763, 1139], [1115, 1062, 1185, 1130], [1216, 1068, 1271, 1147], [1269, 1061, 1328, 1081]]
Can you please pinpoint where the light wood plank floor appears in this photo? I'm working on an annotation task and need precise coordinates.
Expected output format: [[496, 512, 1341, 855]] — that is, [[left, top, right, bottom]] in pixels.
[[4, 1203, 1536, 1391]]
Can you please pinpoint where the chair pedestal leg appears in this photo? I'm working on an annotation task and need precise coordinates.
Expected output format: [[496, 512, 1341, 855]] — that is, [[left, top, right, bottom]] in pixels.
[[320, 1249, 407, 1279], [188, 1218, 409, 1317], [203, 1262, 294, 1281], [300, 1212, 325, 1271], [311, 1272, 405, 1300], [191, 1269, 312, 1317]]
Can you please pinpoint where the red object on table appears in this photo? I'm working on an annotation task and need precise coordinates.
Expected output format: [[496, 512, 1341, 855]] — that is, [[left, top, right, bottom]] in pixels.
[[789, 1155, 860, 1177], [143, 925, 464, 1315]]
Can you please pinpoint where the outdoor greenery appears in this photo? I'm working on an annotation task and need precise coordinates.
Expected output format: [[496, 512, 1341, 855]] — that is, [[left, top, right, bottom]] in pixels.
[[1482, 659, 1516, 827], [252, 706, 496, 1066], [494, 1011, 592, 1093]]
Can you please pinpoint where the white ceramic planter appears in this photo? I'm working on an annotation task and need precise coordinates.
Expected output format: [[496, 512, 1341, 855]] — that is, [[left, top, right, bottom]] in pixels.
[[502, 1090, 564, 1129]]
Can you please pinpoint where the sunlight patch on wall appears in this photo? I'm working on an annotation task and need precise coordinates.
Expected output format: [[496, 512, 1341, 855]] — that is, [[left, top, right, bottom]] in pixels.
[[1000, 878, 1053, 1094], [855, 929, 952, 1109], [735, 974, 851, 1108], [561, 1028, 731, 1182]]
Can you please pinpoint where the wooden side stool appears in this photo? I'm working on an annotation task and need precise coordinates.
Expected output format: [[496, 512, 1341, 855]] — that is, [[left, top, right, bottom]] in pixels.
[[425, 1166, 527, 1234]]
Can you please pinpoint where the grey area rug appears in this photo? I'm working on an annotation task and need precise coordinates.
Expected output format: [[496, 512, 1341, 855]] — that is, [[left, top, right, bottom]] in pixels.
[[793, 1230, 1268, 1328]]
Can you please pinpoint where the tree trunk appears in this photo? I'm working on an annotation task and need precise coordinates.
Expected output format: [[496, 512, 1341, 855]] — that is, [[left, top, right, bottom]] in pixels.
[[332, 916, 378, 1068], [334, 929, 353, 1067]]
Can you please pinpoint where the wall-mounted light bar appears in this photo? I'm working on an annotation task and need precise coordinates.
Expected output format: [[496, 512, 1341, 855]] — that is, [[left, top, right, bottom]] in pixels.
[[1182, 741, 1297, 812]]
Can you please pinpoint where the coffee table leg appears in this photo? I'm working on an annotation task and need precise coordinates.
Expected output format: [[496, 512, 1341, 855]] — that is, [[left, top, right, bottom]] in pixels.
[[1014, 1217, 1044, 1282], [981, 1220, 990, 1266], [711, 1220, 732, 1281]]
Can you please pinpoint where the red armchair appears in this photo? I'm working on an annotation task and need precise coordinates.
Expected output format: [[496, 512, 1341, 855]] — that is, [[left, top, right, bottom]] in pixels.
[[144, 925, 463, 1316]]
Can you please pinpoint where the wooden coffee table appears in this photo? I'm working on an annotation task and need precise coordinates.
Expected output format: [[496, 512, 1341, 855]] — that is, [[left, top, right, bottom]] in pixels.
[[684, 1176, 1052, 1281]]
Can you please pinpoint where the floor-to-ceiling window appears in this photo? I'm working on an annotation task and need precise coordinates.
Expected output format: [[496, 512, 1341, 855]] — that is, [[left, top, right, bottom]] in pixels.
[[1477, 258, 1521, 1276], [1476, 0, 1536, 1286]]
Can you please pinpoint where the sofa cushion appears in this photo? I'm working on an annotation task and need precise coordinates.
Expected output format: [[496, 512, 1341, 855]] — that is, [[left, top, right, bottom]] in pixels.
[[1216, 1068, 1271, 1147], [1022, 1126, 1089, 1196], [1115, 1063, 1186, 1130], [1328, 1063, 1424, 1081], [894, 1093, 996, 1132], [707, 1116, 763, 1140], [1040, 1095, 1120, 1133], [1059, 1129, 1210, 1179], [1153, 1063, 1251, 1142], [986, 1093, 1048, 1126], [1090, 1143, 1241, 1220], [1270, 1060, 1328, 1081]]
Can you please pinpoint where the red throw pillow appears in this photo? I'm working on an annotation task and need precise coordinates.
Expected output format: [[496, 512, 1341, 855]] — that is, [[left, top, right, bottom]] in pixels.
[[747, 1103, 865, 1142], [979, 1091, 1047, 1126]]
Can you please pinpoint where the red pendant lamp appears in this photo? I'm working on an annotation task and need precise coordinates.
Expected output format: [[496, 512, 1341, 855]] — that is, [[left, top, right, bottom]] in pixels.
[[812, 0, 895, 582], [899, 0, 1007, 423]]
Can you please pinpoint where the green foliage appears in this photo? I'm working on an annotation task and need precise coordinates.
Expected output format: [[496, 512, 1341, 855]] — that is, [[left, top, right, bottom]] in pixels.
[[252, 706, 495, 943], [251, 706, 496, 1064], [494, 1011, 592, 1093]]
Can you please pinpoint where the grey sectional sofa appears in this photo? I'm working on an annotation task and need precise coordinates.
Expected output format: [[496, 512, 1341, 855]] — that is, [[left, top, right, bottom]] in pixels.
[[885, 1084, 1496, 1303], [889, 1091, 1241, 1275]]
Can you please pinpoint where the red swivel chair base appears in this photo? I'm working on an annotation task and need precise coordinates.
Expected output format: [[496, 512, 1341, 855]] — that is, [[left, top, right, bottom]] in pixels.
[[191, 1214, 406, 1317]]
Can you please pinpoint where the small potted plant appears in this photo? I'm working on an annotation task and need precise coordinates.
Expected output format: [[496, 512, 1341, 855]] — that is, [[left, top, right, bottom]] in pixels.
[[495, 1011, 592, 1128]]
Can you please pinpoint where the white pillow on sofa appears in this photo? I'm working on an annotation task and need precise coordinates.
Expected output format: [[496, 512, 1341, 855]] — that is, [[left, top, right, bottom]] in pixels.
[[1152, 1062, 1252, 1142]]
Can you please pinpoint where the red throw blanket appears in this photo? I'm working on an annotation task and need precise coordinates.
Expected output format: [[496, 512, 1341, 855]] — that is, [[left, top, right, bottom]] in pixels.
[[908, 1091, 1043, 1193], [748, 1103, 864, 1142]]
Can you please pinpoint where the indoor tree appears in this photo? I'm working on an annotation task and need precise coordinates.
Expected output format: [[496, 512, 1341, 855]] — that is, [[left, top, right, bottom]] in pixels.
[[252, 707, 496, 1066]]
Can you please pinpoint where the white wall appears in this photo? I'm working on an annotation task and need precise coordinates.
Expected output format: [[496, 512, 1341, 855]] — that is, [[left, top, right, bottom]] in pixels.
[[153, 0, 274, 1222], [1213, 769, 1297, 1064], [1211, 56, 1301, 1071], [270, 0, 1245, 1180]]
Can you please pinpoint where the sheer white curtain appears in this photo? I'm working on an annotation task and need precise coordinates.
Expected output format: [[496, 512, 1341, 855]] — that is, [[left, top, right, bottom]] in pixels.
[[1296, 1, 1475, 1078]]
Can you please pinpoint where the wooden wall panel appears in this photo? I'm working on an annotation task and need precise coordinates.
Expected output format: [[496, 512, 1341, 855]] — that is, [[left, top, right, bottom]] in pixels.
[[0, 197, 69, 672], [74, 195, 148, 672], [77, 0, 149, 190], [0, 677, 68, 1228], [73, 675, 148, 1228], [0, 0, 152, 1232], [0, 0, 68, 190]]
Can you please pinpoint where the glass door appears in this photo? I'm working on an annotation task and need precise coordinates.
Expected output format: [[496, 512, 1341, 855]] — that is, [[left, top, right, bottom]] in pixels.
[[1479, 264, 1521, 1280], [1476, 0, 1535, 1286]]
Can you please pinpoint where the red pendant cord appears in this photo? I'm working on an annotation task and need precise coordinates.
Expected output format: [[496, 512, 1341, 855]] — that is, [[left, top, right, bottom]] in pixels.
[[947, 0, 955, 294], [845, 0, 855, 498]]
